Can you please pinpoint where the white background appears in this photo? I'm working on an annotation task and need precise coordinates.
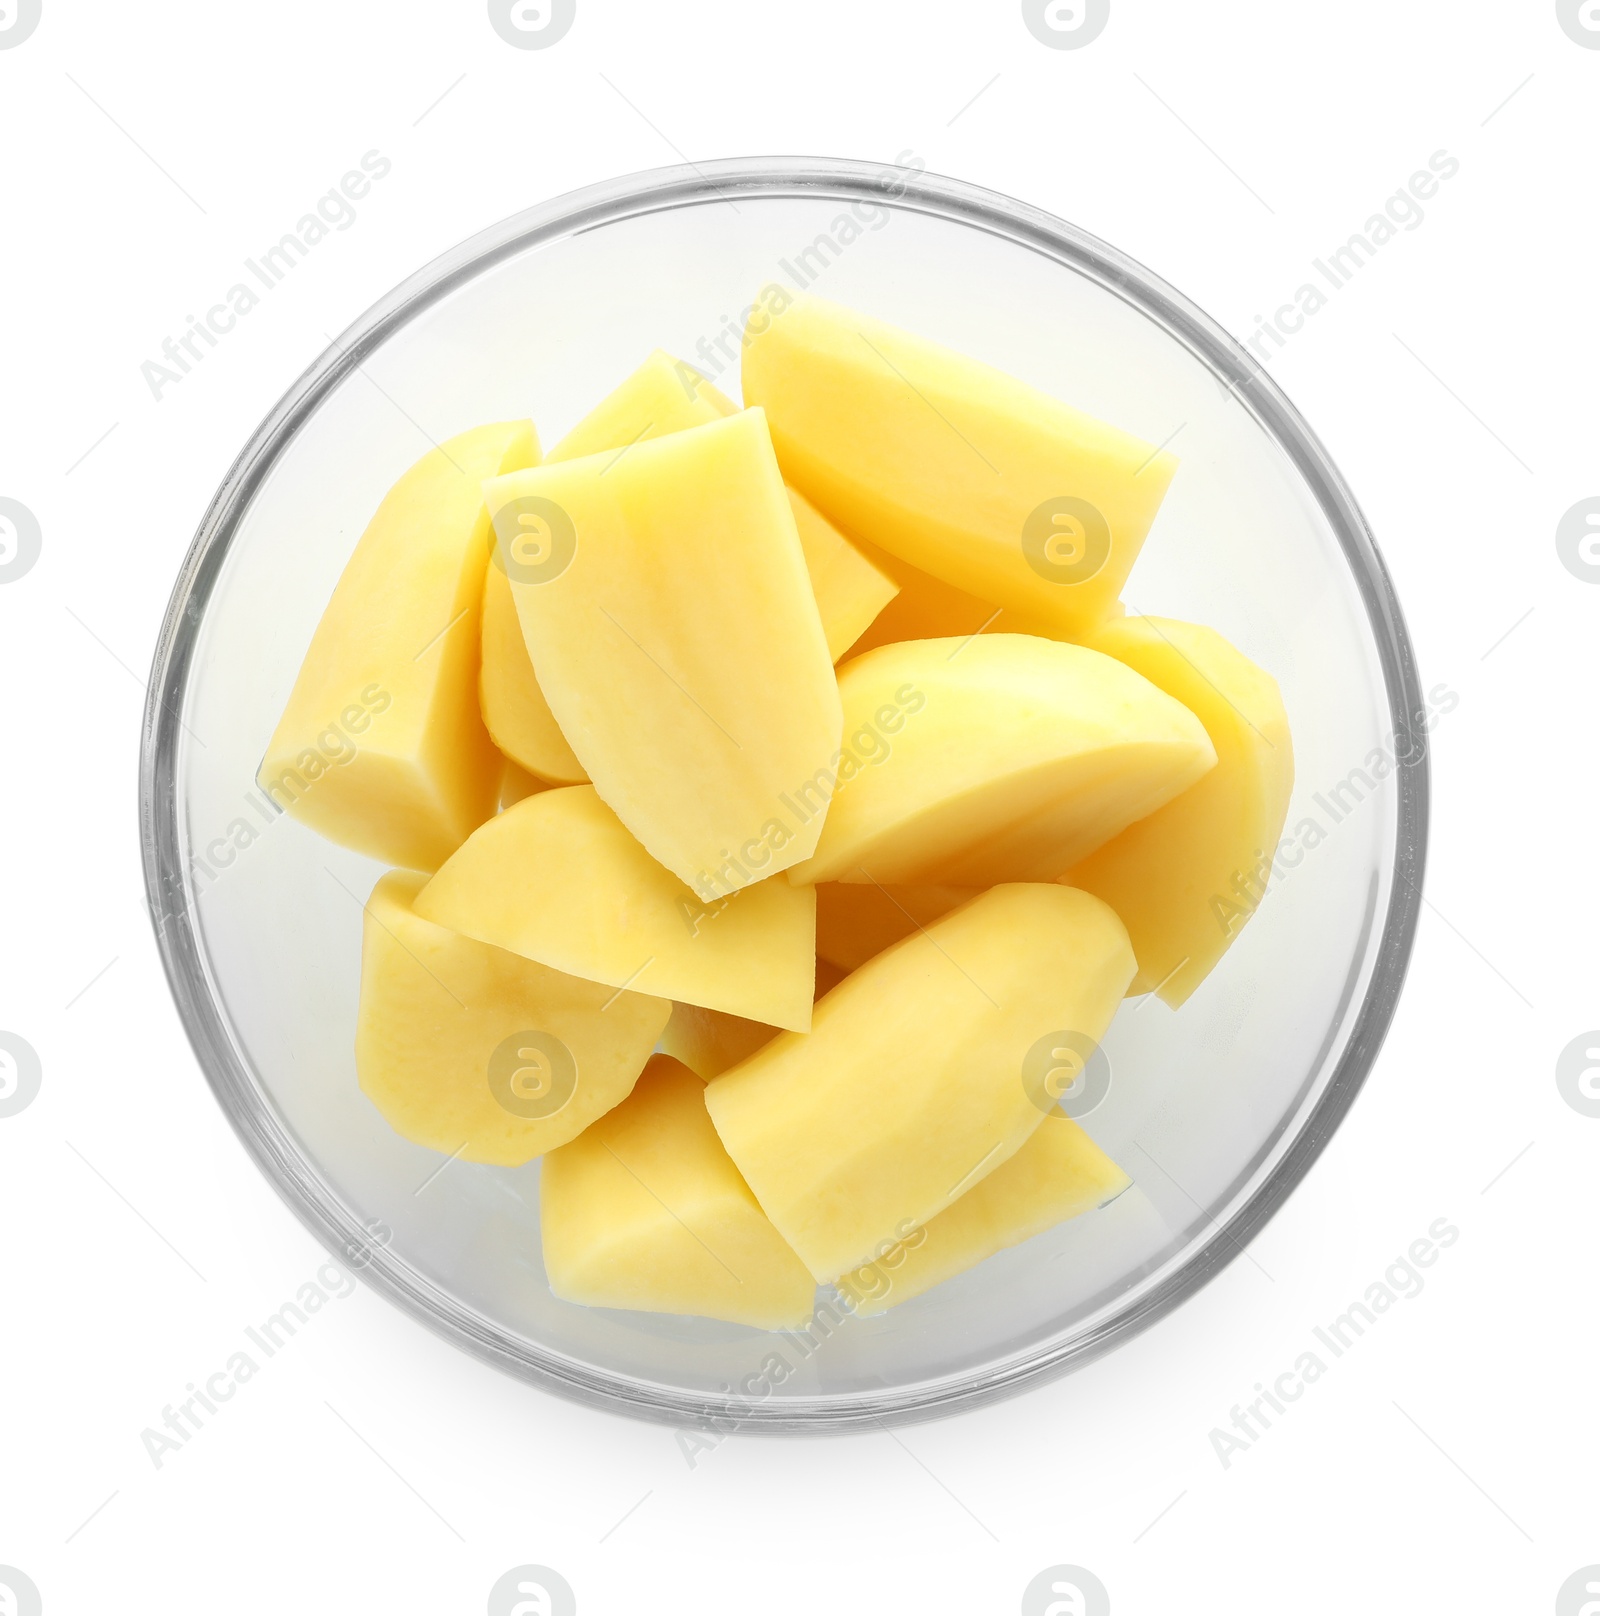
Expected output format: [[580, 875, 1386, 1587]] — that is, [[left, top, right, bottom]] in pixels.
[[2, 2, 1596, 1611]]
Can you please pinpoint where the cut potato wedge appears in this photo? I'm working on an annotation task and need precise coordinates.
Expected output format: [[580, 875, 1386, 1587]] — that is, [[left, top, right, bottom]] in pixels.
[[785, 488, 899, 661], [355, 871, 668, 1165], [480, 559, 589, 784], [414, 785, 817, 1031], [662, 960, 846, 1080], [789, 634, 1216, 887], [484, 409, 842, 894], [705, 884, 1135, 1282], [541, 1055, 817, 1330], [1063, 616, 1294, 1006], [742, 291, 1175, 637], [813, 881, 976, 973], [835, 1111, 1130, 1314], [546, 348, 727, 463], [498, 757, 549, 810], [259, 420, 539, 870], [480, 360, 894, 798]]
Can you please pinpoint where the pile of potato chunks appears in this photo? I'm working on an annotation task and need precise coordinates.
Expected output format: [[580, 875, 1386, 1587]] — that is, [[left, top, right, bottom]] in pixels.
[[260, 290, 1293, 1330]]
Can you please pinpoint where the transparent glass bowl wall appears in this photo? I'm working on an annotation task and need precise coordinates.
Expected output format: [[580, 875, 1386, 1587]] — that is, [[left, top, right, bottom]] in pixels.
[[141, 160, 1427, 1429]]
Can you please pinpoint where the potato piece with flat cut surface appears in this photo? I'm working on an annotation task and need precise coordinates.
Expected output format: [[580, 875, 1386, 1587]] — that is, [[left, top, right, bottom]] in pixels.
[[480, 560, 589, 784], [813, 881, 976, 972], [785, 488, 899, 661], [355, 871, 668, 1166], [836, 1111, 1130, 1314], [742, 291, 1175, 638], [661, 961, 845, 1081], [484, 409, 842, 894], [705, 884, 1135, 1282], [259, 420, 539, 870], [414, 785, 817, 1031], [541, 1055, 817, 1330], [789, 634, 1216, 888], [1063, 616, 1294, 1006], [546, 347, 727, 463]]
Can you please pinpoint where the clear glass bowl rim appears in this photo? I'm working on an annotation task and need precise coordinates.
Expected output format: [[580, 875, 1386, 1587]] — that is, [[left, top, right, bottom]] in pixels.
[[138, 156, 1430, 1432]]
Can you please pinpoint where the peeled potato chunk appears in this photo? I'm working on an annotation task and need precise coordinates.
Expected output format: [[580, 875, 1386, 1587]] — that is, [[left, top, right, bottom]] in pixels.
[[480, 561, 589, 784], [785, 488, 899, 661], [789, 634, 1216, 888], [836, 1112, 1130, 1314], [484, 409, 842, 893], [1063, 616, 1294, 1006], [479, 359, 893, 783], [414, 785, 817, 1031], [259, 420, 539, 870], [662, 961, 846, 1080], [545, 347, 728, 463], [846, 534, 1124, 658], [814, 881, 976, 972], [742, 291, 1175, 637], [355, 871, 668, 1166], [498, 756, 549, 810], [705, 884, 1135, 1282], [541, 1055, 817, 1330]]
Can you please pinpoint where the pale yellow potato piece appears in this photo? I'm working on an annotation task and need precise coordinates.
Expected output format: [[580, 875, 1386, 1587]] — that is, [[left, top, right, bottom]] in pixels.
[[742, 290, 1175, 637], [484, 410, 842, 893], [480, 560, 589, 784], [847, 533, 1123, 657], [541, 1055, 816, 1330], [705, 884, 1135, 1281], [1064, 616, 1294, 1006], [661, 961, 845, 1080], [813, 881, 977, 972], [789, 634, 1216, 887], [414, 785, 817, 1031], [498, 757, 549, 809], [836, 1111, 1130, 1314], [355, 871, 668, 1166], [479, 359, 892, 779], [785, 488, 899, 661], [259, 420, 539, 870], [546, 348, 727, 462]]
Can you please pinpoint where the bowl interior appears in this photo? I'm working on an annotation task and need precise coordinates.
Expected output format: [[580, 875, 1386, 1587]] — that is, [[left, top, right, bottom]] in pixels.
[[153, 164, 1418, 1425]]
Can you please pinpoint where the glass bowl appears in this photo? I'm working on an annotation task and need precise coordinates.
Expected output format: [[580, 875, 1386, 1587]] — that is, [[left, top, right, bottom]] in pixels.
[[140, 158, 1428, 1430]]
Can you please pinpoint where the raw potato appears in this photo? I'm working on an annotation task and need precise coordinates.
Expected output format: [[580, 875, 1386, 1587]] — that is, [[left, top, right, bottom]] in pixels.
[[1063, 616, 1294, 1006], [484, 409, 843, 893], [789, 634, 1217, 887], [814, 881, 976, 972], [259, 421, 539, 870], [478, 358, 895, 793], [705, 884, 1136, 1282], [414, 785, 817, 1031], [704, 379, 900, 659], [784, 487, 900, 661], [835, 1111, 1131, 1314], [355, 871, 668, 1166], [662, 960, 846, 1080], [480, 561, 589, 784], [545, 347, 727, 462], [742, 291, 1175, 637], [541, 1055, 817, 1330], [498, 757, 548, 809]]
